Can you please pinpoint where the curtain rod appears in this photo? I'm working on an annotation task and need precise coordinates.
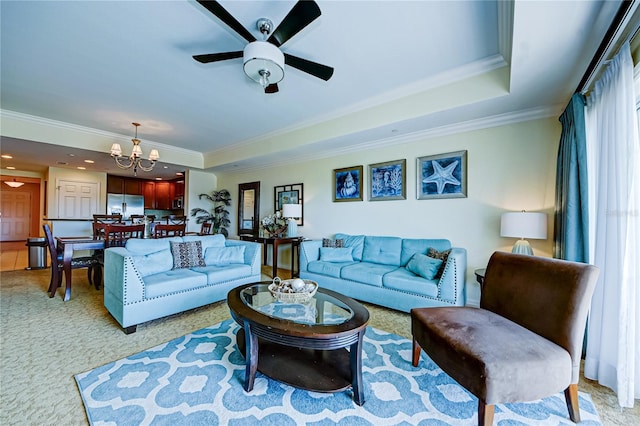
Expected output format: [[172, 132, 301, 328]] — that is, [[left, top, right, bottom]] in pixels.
[[577, 0, 637, 94]]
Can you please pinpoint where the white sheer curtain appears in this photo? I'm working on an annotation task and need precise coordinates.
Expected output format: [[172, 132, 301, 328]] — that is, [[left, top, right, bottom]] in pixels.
[[584, 42, 640, 408]]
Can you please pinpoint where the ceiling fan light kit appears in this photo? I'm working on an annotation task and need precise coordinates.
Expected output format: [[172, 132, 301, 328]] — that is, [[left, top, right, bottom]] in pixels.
[[194, 0, 332, 94], [243, 40, 284, 88], [110, 122, 160, 176]]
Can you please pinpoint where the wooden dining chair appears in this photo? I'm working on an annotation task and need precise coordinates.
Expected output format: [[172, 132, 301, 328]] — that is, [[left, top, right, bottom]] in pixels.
[[154, 223, 186, 238], [92, 214, 123, 224], [43, 224, 101, 296], [104, 223, 146, 248], [129, 214, 156, 223], [164, 215, 187, 225]]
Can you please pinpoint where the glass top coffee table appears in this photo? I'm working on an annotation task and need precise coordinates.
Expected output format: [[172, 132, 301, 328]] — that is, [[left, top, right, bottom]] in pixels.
[[227, 281, 370, 405]]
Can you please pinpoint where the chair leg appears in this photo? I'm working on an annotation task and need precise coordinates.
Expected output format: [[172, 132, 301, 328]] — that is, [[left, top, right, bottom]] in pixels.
[[87, 267, 93, 287], [478, 401, 495, 426], [412, 339, 422, 367], [93, 265, 102, 290], [564, 383, 581, 423]]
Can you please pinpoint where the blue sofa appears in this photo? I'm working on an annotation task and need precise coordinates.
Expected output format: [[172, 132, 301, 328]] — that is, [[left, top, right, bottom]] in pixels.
[[299, 233, 466, 312], [104, 235, 261, 333]]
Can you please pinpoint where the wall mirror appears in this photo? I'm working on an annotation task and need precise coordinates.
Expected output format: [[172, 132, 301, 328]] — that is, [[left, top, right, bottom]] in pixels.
[[238, 181, 260, 236]]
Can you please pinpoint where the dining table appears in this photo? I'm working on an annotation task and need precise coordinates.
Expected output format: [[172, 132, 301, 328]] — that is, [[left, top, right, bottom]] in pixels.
[[54, 236, 105, 302]]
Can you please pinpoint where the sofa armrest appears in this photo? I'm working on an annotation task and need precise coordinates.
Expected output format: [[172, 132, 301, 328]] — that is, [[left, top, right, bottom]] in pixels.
[[226, 240, 261, 276], [437, 247, 467, 305], [104, 247, 145, 304], [300, 240, 322, 272]]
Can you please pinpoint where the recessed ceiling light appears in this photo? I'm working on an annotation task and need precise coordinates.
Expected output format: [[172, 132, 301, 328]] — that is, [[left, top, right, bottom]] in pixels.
[[163, 166, 169, 169], [155, 177, 162, 181], [1, 154, 13, 159], [6, 166, 16, 170], [84, 160, 94, 164], [68, 154, 76, 157], [57, 161, 68, 165], [176, 172, 183, 176], [77, 166, 86, 170]]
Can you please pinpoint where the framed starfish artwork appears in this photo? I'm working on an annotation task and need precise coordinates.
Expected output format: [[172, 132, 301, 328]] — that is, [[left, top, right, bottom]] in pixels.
[[417, 150, 467, 199]]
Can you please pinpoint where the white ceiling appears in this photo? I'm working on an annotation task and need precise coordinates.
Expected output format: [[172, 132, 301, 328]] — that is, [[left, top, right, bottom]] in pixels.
[[0, 1, 623, 179]]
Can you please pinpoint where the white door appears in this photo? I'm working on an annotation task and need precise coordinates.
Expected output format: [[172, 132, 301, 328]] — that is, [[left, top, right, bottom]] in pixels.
[[57, 180, 99, 219], [0, 191, 31, 241]]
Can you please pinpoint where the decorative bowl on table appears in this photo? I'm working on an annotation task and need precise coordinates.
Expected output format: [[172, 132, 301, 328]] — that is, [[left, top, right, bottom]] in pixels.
[[268, 278, 318, 303]]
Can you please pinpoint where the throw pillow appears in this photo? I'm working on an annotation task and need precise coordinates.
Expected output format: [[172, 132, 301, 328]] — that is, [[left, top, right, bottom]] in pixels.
[[204, 246, 246, 266], [170, 241, 206, 269], [322, 238, 345, 248], [319, 247, 353, 262], [427, 247, 451, 279], [406, 253, 443, 280]]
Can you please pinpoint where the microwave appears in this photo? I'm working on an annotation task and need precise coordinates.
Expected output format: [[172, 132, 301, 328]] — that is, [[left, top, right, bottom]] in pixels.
[[173, 197, 183, 209]]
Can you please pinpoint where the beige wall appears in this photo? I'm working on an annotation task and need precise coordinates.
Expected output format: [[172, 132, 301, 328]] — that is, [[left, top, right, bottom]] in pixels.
[[214, 117, 561, 305]]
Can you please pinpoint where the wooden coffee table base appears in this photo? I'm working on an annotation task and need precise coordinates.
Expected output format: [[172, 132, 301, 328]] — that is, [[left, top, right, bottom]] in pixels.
[[236, 327, 365, 405]]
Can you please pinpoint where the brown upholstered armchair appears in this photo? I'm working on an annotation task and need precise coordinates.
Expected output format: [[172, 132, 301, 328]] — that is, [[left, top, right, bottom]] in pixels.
[[411, 251, 599, 426]]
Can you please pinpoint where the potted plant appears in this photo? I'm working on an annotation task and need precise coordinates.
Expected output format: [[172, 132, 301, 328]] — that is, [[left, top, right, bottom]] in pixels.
[[190, 189, 231, 237]]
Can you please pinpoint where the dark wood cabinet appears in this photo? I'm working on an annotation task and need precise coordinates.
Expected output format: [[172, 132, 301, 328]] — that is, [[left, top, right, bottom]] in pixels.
[[154, 182, 172, 210], [143, 182, 156, 209], [174, 180, 185, 197], [107, 175, 142, 195]]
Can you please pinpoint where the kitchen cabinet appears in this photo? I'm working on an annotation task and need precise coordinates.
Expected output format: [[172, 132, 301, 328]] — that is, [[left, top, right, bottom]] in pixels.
[[154, 182, 173, 210], [143, 181, 156, 209], [107, 175, 143, 195]]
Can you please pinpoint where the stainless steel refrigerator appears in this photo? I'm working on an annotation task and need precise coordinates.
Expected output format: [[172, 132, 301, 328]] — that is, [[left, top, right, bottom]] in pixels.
[[106, 194, 144, 219]]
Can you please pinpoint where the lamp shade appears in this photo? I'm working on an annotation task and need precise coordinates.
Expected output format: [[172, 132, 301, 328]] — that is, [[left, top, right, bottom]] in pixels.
[[282, 203, 302, 219], [500, 211, 547, 240]]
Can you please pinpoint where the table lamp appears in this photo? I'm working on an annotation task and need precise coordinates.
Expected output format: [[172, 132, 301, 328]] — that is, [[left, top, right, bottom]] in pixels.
[[500, 211, 547, 255], [282, 204, 302, 237]]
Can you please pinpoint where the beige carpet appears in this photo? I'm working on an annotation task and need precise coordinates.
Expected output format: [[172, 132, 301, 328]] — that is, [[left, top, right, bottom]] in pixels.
[[1, 267, 637, 425]]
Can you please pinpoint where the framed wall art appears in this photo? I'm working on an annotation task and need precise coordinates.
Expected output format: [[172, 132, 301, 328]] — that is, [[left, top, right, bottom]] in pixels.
[[369, 159, 406, 201], [417, 150, 467, 200], [274, 183, 303, 225], [333, 165, 363, 202]]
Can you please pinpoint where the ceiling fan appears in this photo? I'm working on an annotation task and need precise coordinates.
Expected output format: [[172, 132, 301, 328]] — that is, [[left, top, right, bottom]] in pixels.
[[193, 0, 334, 94]]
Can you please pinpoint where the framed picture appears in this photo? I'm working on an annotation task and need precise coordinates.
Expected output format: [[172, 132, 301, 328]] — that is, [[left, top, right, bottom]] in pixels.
[[333, 165, 363, 202], [369, 159, 406, 201], [274, 183, 303, 225], [417, 150, 467, 199]]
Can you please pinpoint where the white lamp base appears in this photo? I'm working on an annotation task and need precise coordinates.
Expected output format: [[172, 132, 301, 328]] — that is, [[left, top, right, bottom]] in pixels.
[[511, 239, 533, 255], [287, 219, 298, 237]]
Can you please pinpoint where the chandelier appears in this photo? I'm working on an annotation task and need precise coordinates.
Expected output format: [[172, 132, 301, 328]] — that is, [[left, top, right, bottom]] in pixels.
[[110, 122, 159, 176], [4, 178, 25, 188]]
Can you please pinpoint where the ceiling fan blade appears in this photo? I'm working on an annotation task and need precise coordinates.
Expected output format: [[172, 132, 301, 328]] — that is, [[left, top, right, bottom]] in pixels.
[[193, 51, 243, 64], [265, 83, 279, 94], [196, 0, 256, 42], [268, 1, 321, 47], [284, 53, 334, 81]]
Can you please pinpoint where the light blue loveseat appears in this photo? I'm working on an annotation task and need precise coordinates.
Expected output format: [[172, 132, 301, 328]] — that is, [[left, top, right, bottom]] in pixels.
[[104, 235, 261, 333], [299, 233, 466, 312]]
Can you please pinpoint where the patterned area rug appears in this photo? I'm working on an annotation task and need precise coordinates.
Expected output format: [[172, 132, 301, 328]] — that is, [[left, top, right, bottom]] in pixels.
[[75, 319, 601, 425]]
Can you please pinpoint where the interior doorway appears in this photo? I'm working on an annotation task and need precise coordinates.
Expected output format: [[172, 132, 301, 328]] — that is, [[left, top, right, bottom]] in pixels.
[[0, 177, 42, 241]]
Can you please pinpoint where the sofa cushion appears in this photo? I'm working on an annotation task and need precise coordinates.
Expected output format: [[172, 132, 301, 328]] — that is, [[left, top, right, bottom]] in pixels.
[[427, 247, 451, 279], [191, 264, 253, 283], [143, 269, 208, 298], [401, 239, 451, 266], [362, 236, 402, 266], [125, 237, 180, 255], [204, 246, 245, 266], [341, 262, 398, 287], [319, 247, 353, 262], [183, 234, 226, 251], [307, 260, 352, 278], [170, 241, 206, 269], [131, 249, 173, 277], [406, 253, 443, 280], [383, 267, 440, 298], [322, 238, 344, 248], [334, 233, 365, 261]]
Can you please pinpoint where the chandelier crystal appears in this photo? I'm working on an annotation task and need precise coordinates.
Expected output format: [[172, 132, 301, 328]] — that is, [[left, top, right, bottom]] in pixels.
[[110, 122, 159, 176]]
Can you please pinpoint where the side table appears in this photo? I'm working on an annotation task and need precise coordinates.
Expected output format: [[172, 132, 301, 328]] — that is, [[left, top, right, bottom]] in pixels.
[[239, 235, 304, 278]]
